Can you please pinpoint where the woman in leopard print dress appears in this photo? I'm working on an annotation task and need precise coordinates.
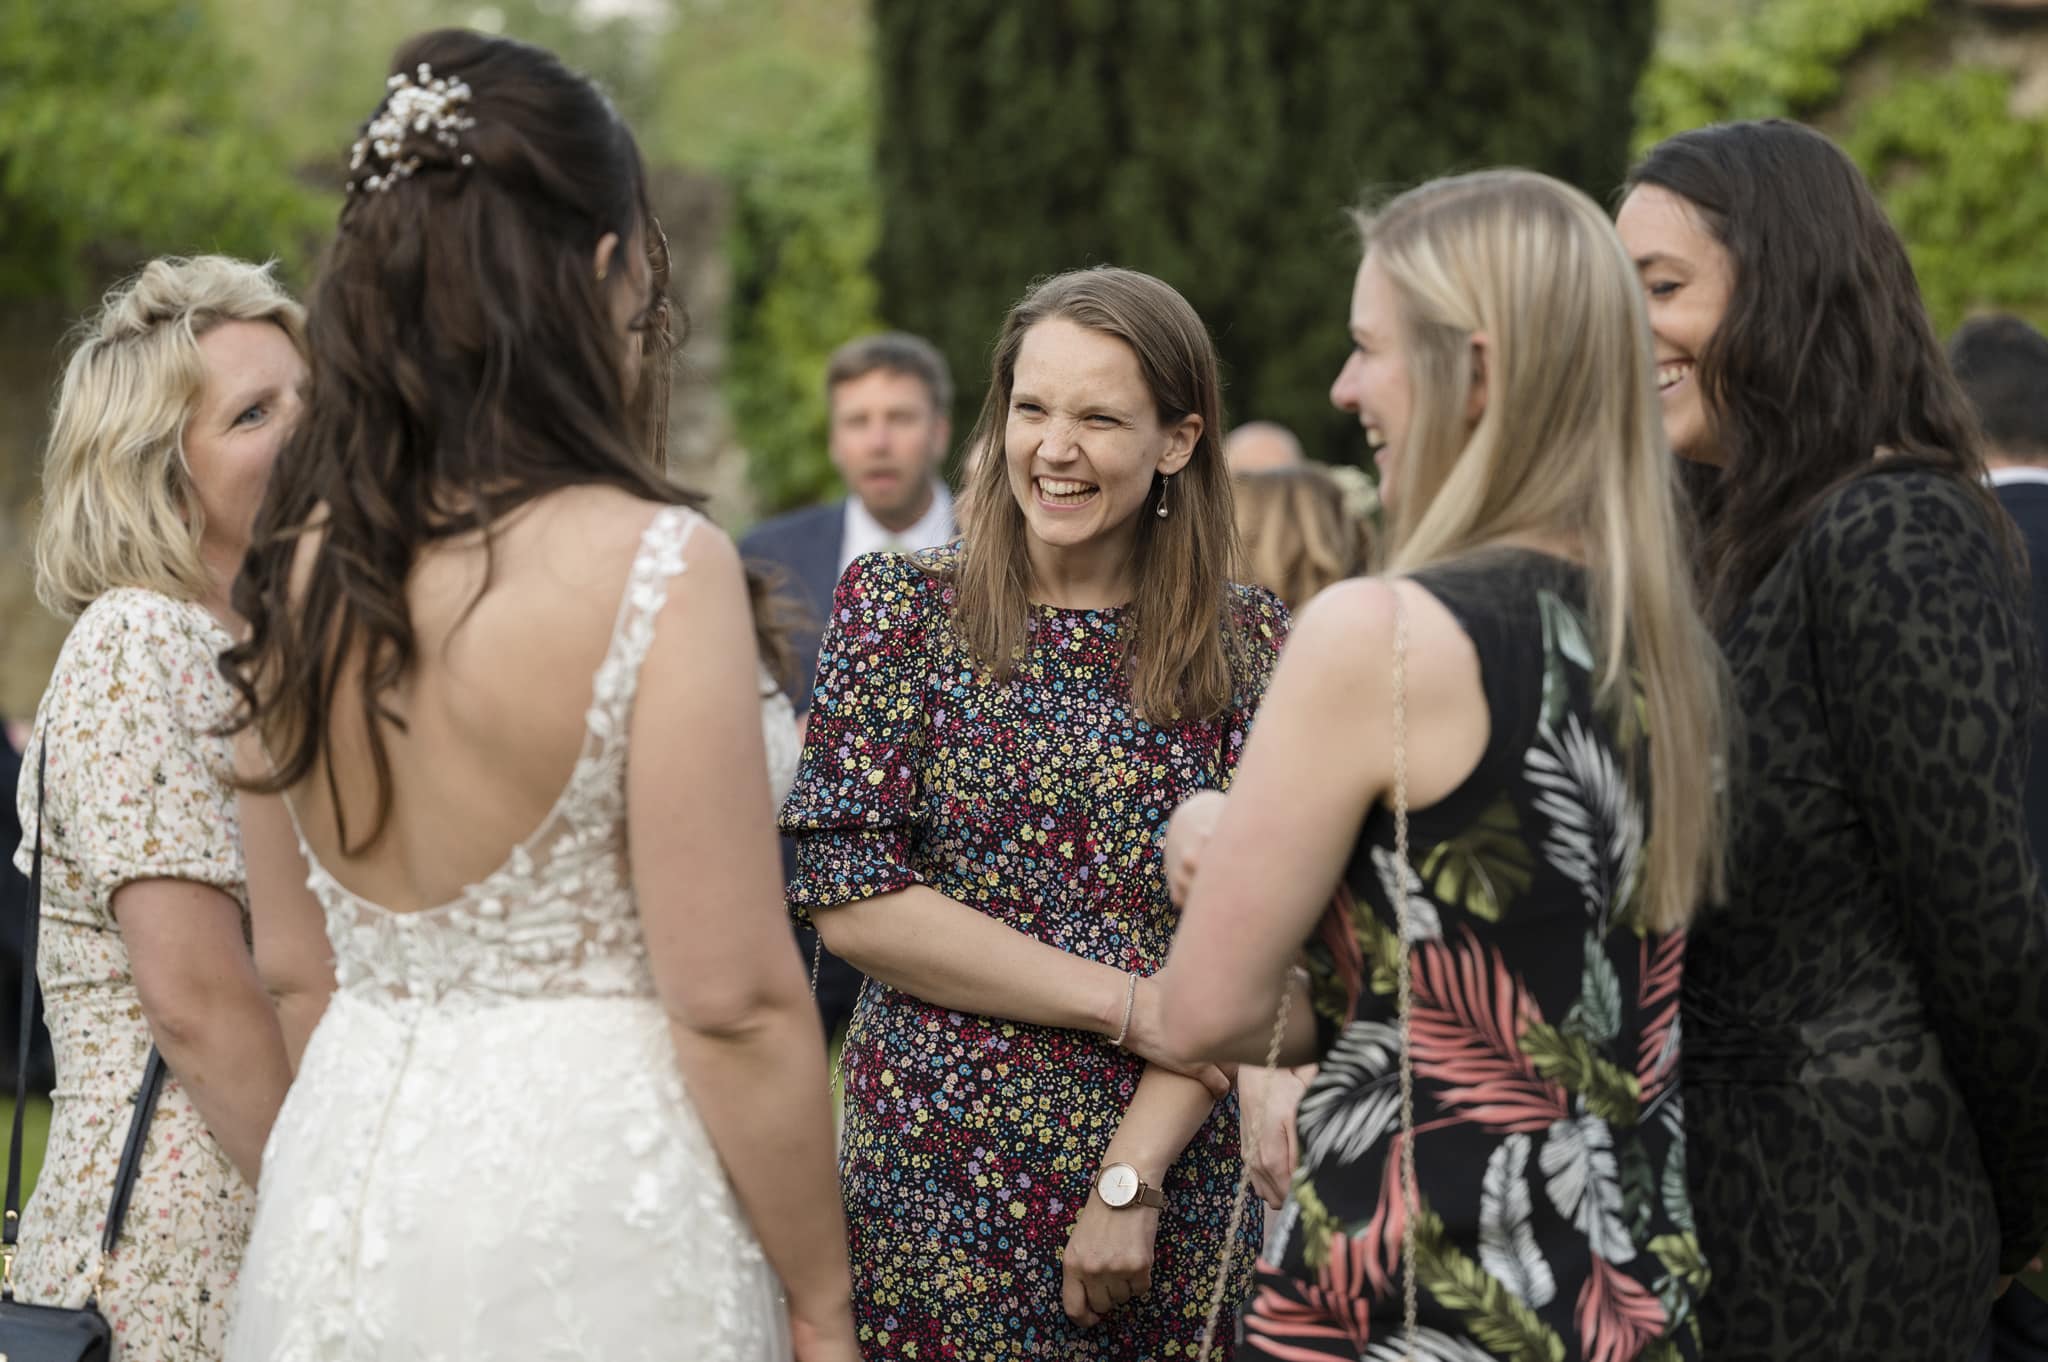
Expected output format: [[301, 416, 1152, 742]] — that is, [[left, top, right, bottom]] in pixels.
[[1618, 120, 2048, 1361]]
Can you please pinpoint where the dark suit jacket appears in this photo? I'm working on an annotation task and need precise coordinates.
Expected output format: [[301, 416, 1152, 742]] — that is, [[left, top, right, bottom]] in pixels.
[[739, 501, 845, 716], [1978, 481, 2048, 1361], [740, 501, 854, 1032], [1998, 480, 2048, 872]]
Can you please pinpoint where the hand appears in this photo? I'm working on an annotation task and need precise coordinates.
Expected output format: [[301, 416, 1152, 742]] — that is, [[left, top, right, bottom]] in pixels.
[[1164, 790, 1228, 908], [1996, 1256, 2044, 1299], [790, 1302, 860, 1362], [1120, 974, 1232, 1099], [1062, 1184, 1162, 1325], [1237, 1064, 1311, 1209]]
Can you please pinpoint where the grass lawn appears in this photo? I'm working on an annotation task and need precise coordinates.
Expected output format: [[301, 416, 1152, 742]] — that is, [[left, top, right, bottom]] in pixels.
[[2, 1092, 52, 1199]]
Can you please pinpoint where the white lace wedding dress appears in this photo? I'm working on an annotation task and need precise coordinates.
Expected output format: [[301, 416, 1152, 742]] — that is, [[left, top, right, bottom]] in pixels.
[[228, 508, 795, 1361]]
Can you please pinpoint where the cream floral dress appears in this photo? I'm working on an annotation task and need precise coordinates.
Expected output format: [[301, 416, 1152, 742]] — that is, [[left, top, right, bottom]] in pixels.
[[12, 587, 256, 1360]]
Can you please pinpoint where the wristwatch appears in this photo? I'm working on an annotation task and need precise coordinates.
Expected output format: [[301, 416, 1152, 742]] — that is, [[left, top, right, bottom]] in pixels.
[[1096, 1161, 1166, 1210]]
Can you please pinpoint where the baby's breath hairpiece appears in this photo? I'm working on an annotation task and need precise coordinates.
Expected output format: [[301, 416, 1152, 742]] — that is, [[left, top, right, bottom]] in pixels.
[[346, 63, 479, 195]]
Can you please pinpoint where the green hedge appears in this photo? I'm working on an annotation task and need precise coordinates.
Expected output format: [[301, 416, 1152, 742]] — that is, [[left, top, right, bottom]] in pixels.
[[0, 0, 329, 298], [871, 0, 1658, 470]]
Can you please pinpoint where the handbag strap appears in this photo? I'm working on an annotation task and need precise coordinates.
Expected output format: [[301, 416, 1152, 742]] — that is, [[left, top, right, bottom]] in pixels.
[[3, 737, 169, 1301], [3, 741, 46, 1261]]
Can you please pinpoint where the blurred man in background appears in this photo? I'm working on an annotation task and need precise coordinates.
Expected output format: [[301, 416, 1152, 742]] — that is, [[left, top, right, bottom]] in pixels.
[[741, 332, 955, 1039]]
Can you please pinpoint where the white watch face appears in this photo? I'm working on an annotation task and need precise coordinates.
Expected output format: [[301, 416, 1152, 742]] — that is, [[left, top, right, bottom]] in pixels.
[[1098, 1163, 1139, 1208]]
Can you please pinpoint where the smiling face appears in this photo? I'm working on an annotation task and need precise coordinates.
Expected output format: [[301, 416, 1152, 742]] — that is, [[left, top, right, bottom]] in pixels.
[[1616, 184, 1735, 465], [181, 319, 306, 574], [1329, 253, 1417, 512], [1003, 317, 1199, 574]]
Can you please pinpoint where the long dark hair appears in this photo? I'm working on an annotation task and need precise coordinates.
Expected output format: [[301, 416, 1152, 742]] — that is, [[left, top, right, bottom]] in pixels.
[[1627, 119, 2001, 625], [223, 29, 694, 852]]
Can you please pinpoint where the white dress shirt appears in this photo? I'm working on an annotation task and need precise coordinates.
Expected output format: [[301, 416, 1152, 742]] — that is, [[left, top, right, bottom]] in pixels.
[[838, 481, 955, 575], [1989, 465, 2048, 490]]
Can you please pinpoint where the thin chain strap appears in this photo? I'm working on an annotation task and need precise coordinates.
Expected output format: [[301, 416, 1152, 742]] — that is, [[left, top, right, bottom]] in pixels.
[[808, 932, 845, 1098], [1392, 590, 1418, 1358], [1197, 588, 1412, 1360], [1196, 976, 1291, 1360]]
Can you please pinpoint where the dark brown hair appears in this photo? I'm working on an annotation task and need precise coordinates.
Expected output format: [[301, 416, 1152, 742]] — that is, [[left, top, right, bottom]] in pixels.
[[1627, 120, 2000, 625], [824, 331, 953, 415], [223, 29, 694, 852], [948, 266, 1247, 723]]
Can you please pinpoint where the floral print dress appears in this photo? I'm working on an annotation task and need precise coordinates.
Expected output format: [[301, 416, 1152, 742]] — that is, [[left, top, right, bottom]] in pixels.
[[782, 548, 1288, 1360], [11, 588, 258, 1360], [1248, 552, 1703, 1362]]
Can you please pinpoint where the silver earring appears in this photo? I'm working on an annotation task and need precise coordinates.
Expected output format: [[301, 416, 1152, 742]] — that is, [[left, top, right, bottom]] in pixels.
[[1156, 475, 1171, 518]]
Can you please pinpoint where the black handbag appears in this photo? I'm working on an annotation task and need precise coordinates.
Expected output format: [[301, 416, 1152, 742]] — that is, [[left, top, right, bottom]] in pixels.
[[1, 741, 168, 1361]]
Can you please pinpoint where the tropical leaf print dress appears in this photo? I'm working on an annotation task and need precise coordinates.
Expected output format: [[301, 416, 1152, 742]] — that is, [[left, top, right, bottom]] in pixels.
[[1247, 552, 1703, 1362]]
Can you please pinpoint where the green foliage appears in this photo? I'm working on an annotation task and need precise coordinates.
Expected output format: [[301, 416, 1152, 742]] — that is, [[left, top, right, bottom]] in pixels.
[[1635, 0, 1932, 143], [649, 0, 880, 514], [1848, 68, 2048, 331], [1637, 0, 2048, 333], [0, 0, 330, 298], [721, 80, 884, 511], [871, 0, 1658, 469]]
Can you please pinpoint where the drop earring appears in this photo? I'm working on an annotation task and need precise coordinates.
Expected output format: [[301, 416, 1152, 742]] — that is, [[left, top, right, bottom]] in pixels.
[[1156, 474, 1172, 519]]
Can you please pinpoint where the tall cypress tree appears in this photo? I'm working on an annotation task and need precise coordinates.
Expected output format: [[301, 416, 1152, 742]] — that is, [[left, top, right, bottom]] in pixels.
[[873, 0, 1657, 464]]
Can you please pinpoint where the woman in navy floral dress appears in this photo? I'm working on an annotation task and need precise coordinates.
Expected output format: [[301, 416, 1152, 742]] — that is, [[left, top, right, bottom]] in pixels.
[[783, 267, 1287, 1359]]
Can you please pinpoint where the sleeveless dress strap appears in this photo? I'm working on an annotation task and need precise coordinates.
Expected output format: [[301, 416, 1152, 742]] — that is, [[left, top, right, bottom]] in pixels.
[[585, 505, 700, 748]]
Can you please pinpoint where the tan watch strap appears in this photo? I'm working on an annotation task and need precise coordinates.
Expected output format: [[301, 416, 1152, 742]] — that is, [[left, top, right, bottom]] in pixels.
[[1133, 1181, 1166, 1210]]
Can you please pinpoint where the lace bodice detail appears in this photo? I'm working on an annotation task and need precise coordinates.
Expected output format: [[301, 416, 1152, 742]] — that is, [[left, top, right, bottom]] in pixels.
[[298, 507, 699, 1011]]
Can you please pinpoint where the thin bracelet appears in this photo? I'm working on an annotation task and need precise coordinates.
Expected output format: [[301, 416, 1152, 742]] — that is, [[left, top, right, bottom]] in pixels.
[[1112, 970, 1139, 1048]]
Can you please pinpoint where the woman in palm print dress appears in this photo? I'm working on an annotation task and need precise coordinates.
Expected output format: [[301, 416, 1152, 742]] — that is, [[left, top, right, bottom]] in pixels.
[[1157, 170, 1728, 1361]]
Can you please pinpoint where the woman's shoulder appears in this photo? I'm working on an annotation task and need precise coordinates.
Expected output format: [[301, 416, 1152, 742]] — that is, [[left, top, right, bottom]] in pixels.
[[60, 588, 223, 689], [1799, 463, 2006, 582], [42, 589, 229, 752], [1805, 463, 1993, 545], [1226, 581, 1290, 637], [837, 544, 956, 622]]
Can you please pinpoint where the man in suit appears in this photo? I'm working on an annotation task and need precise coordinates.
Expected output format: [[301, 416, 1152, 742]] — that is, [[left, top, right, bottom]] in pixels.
[[742, 332, 956, 1038], [1953, 313, 2048, 1362]]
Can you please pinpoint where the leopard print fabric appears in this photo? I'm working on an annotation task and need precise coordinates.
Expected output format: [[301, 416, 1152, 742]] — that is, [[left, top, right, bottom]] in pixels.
[[1686, 466, 2048, 1361]]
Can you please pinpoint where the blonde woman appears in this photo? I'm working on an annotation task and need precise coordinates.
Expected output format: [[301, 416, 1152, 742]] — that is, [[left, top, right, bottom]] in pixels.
[[1157, 171, 1727, 1360], [8, 256, 302, 1358], [1234, 464, 1374, 614]]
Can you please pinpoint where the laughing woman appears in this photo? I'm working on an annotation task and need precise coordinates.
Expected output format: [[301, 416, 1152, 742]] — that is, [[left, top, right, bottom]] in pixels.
[[1618, 120, 2048, 1362], [781, 266, 1288, 1359], [1157, 170, 1727, 1361]]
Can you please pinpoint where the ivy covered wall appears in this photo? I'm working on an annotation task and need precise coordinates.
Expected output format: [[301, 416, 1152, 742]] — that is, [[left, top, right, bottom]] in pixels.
[[1639, 0, 2048, 331]]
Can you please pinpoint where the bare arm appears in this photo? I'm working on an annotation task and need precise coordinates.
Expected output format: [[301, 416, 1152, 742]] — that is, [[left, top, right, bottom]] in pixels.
[[116, 880, 293, 1186], [1159, 581, 1405, 1066], [236, 763, 337, 1071], [819, 886, 1130, 1035], [630, 523, 854, 1342]]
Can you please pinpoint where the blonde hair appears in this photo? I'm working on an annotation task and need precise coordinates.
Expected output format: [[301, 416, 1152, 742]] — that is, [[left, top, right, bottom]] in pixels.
[[1362, 170, 1727, 932], [34, 256, 305, 618], [1234, 465, 1373, 612]]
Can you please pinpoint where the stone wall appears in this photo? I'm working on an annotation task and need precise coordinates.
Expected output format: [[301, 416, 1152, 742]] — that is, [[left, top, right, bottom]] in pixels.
[[0, 166, 745, 718]]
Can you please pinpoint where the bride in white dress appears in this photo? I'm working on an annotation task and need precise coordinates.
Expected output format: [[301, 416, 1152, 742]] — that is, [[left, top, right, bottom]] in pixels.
[[218, 30, 855, 1362]]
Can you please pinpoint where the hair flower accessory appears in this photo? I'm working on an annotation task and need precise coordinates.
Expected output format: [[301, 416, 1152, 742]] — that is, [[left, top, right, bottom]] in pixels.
[[347, 62, 479, 194]]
